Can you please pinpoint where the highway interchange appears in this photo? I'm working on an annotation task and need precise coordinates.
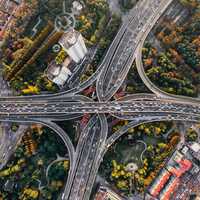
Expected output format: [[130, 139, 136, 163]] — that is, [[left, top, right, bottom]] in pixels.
[[0, 97, 200, 121], [0, 0, 199, 199]]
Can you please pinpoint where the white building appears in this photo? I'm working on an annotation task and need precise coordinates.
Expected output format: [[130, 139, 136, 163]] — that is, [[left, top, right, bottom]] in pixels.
[[59, 29, 87, 63], [190, 142, 200, 153], [188, 142, 200, 161], [46, 58, 72, 86], [72, 1, 83, 15]]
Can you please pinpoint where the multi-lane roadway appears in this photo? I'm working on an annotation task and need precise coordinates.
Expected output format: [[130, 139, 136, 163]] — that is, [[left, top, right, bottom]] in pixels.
[[64, 114, 108, 200], [0, 0, 199, 199], [0, 97, 200, 120], [96, 0, 174, 101]]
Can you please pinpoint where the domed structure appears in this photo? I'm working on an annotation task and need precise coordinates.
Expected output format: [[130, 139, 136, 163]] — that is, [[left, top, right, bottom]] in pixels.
[[125, 163, 138, 173]]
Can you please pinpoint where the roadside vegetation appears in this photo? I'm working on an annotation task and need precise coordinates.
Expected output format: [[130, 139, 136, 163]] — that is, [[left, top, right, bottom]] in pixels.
[[99, 121, 180, 196], [1, 0, 120, 95], [186, 127, 198, 142], [143, 0, 200, 97], [0, 125, 69, 199]]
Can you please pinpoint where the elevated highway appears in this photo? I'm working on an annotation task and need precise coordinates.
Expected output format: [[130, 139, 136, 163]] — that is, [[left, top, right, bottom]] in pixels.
[[64, 114, 108, 200], [1, 0, 200, 199], [0, 97, 200, 121], [96, 0, 173, 101]]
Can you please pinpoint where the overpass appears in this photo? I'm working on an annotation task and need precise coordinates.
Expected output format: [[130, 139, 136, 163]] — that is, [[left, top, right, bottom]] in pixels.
[[0, 0, 199, 199], [0, 96, 200, 121], [96, 0, 174, 101]]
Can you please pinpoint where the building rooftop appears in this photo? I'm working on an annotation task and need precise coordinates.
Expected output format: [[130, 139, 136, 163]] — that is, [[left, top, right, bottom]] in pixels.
[[148, 150, 193, 200], [159, 177, 179, 200], [94, 186, 123, 200], [72, 1, 83, 11], [46, 61, 62, 78], [149, 169, 171, 197], [190, 142, 200, 153], [59, 29, 80, 49], [46, 58, 72, 86]]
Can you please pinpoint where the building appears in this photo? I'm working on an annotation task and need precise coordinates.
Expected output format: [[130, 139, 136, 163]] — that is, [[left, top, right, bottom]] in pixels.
[[159, 177, 179, 200], [190, 142, 200, 152], [0, 0, 20, 12], [95, 186, 123, 200], [0, 0, 21, 41], [46, 58, 72, 86], [59, 29, 87, 63], [147, 150, 192, 200], [148, 169, 171, 197], [187, 142, 200, 161], [72, 1, 83, 15]]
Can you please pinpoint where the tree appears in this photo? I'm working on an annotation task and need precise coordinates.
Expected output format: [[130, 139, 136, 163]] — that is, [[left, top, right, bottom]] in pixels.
[[6, 21, 54, 81], [22, 85, 40, 95], [4, 0, 39, 42], [169, 135, 180, 148], [186, 128, 198, 141]]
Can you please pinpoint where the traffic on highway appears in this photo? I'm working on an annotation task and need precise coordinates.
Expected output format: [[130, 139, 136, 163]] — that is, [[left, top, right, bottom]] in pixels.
[[1, 0, 199, 199]]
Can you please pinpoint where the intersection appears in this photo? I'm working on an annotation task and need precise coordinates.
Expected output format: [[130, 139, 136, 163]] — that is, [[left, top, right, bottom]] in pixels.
[[0, 0, 199, 199]]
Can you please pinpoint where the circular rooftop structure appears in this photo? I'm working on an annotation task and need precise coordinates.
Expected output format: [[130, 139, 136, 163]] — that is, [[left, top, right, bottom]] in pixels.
[[125, 163, 138, 173], [55, 12, 75, 32]]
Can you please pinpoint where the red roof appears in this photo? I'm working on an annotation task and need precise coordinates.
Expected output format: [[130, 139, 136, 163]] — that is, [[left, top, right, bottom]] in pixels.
[[150, 171, 171, 197], [168, 167, 182, 178], [168, 158, 192, 178], [83, 86, 95, 96], [160, 178, 180, 200], [80, 114, 90, 127], [114, 91, 125, 99], [179, 159, 192, 171], [150, 158, 192, 198]]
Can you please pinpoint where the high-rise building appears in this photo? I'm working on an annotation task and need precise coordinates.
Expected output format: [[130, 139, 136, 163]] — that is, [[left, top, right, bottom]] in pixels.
[[59, 29, 87, 63]]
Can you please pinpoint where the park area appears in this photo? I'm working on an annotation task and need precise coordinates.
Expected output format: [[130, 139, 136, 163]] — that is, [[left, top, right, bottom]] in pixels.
[[98, 121, 180, 196]]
